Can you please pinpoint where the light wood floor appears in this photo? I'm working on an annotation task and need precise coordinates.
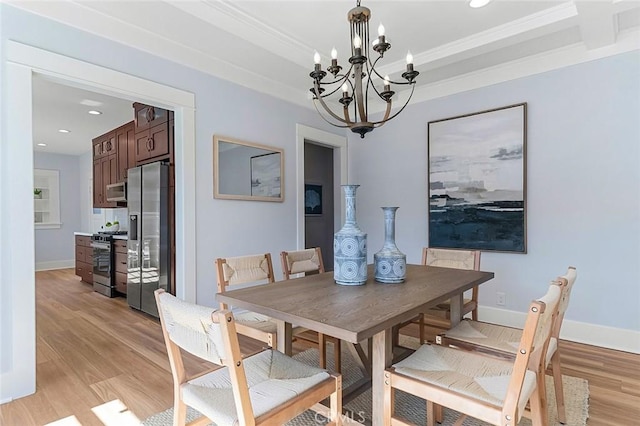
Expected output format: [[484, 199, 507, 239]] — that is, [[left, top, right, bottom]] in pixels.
[[0, 269, 638, 425]]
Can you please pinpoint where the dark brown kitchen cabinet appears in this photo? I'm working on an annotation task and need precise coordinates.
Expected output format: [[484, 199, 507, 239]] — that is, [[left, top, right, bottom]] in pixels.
[[93, 125, 123, 208], [116, 121, 136, 182], [133, 102, 169, 133], [75, 235, 93, 284], [93, 131, 115, 159], [135, 123, 170, 163], [93, 154, 117, 208], [114, 239, 128, 294]]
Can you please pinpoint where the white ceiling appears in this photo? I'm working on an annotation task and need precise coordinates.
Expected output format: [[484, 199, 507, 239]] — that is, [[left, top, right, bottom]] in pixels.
[[20, 0, 640, 156]]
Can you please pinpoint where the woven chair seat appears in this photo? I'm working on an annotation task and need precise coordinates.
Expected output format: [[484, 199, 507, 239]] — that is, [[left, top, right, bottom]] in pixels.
[[184, 350, 329, 426], [444, 319, 558, 365], [393, 344, 536, 418]]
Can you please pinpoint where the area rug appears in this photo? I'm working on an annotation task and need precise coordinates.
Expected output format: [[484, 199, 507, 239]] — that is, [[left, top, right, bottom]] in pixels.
[[143, 336, 589, 425]]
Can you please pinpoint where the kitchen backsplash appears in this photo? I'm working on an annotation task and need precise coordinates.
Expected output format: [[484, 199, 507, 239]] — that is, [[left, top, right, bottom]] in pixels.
[[92, 207, 129, 233]]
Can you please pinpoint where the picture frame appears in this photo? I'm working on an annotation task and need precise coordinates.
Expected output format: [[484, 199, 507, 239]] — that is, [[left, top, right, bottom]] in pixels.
[[304, 184, 323, 215], [427, 103, 527, 253]]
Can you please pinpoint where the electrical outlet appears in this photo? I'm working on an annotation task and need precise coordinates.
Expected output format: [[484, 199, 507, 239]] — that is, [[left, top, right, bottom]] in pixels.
[[496, 292, 506, 306]]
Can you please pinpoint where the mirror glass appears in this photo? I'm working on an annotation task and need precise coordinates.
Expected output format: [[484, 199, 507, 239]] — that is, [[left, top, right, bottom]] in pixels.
[[214, 136, 284, 202]]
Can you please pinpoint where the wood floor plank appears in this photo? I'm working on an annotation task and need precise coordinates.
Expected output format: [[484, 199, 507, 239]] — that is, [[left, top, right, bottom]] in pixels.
[[0, 269, 638, 426]]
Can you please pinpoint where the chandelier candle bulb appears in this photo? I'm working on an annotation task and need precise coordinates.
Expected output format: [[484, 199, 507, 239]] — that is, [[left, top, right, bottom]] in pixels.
[[384, 75, 390, 92]]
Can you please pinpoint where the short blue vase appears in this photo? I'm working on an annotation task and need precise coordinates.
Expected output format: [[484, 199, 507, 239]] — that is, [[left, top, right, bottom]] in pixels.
[[333, 185, 367, 285], [374, 207, 406, 283]]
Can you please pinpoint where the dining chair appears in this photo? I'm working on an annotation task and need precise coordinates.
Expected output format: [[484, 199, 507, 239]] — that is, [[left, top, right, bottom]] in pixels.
[[436, 266, 577, 424], [281, 248, 343, 373], [384, 279, 563, 426], [215, 253, 280, 348], [395, 248, 481, 345], [154, 289, 343, 426]]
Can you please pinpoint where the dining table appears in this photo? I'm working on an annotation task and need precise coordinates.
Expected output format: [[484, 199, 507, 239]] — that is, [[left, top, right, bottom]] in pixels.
[[217, 263, 494, 426]]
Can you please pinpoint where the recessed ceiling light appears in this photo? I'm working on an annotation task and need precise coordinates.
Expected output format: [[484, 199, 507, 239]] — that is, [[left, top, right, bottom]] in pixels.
[[88, 110, 102, 115], [58, 129, 70, 133], [469, 0, 491, 8], [37, 143, 47, 147], [80, 99, 103, 107]]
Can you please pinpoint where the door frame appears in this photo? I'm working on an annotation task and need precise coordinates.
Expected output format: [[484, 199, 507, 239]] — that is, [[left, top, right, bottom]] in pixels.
[[1, 41, 196, 401], [295, 124, 348, 250]]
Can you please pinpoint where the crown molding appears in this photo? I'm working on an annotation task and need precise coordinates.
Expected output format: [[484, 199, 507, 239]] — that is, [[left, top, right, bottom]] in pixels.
[[170, 0, 314, 68], [364, 27, 640, 115], [7, 1, 639, 116]]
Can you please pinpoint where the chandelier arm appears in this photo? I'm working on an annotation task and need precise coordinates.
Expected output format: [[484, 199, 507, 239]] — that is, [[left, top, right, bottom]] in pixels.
[[318, 68, 354, 91], [370, 84, 416, 126], [319, 80, 350, 99], [312, 100, 350, 129], [353, 63, 368, 123], [314, 82, 351, 125]]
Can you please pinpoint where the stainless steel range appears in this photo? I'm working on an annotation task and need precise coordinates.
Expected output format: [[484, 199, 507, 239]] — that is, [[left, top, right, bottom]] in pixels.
[[91, 231, 127, 297]]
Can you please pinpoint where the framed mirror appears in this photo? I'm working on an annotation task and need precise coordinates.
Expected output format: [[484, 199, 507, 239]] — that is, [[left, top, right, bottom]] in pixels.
[[213, 135, 284, 202]]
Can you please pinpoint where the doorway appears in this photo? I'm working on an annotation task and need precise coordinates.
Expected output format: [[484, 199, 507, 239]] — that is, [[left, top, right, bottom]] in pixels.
[[2, 41, 196, 401], [304, 142, 334, 269], [295, 124, 348, 264]]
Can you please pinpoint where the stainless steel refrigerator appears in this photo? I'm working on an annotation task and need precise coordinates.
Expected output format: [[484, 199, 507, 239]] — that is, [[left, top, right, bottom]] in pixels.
[[127, 163, 170, 317]]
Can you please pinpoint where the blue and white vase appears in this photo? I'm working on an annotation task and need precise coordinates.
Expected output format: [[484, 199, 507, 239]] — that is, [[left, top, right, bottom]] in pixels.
[[334, 185, 367, 285], [374, 207, 406, 283]]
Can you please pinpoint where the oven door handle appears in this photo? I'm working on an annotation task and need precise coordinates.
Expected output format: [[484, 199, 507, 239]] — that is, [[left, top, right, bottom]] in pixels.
[[91, 243, 111, 250]]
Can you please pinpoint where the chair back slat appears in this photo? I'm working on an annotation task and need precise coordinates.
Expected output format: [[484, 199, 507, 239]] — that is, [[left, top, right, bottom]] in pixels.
[[423, 248, 481, 271], [156, 290, 226, 365], [281, 248, 324, 279], [502, 280, 562, 421], [216, 253, 275, 310]]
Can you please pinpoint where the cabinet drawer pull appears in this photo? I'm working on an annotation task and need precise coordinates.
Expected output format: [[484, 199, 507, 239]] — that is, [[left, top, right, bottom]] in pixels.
[[146, 137, 155, 151], [146, 107, 155, 122]]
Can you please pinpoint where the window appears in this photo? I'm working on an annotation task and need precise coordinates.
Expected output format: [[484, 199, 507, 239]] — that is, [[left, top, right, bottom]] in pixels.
[[34, 169, 61, 229]]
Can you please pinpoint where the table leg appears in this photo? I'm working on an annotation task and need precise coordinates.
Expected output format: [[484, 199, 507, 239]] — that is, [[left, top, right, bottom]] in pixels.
[[371, 329, 392, 426], [449, 292, 464, 327], [275, 319, 292, 355]]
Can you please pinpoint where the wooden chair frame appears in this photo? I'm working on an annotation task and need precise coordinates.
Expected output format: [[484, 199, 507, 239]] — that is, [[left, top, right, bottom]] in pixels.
[[436, 267, 576, 423], [155, 289, 343, 426], [395, 248, 481, 345], [384, 280, 563, 426], [215, 253, 277, 347], [281, 248, 342, 373]]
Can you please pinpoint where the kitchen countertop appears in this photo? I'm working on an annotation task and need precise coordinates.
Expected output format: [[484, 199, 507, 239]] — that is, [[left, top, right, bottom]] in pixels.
[[74, 231, 93, 237], [113, 234, 128, 240]]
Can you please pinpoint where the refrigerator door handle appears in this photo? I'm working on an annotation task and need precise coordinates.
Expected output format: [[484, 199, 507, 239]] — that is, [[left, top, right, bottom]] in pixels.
[[129, 215, 138, 241]]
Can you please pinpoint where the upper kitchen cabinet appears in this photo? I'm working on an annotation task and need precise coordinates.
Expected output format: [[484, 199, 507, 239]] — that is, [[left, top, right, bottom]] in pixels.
[[93, 129, 118, 208], [93, 130, 115, 159], [133, 102, 172, 164], [133, 102, 169, 133], [116, 121, 136, 182]]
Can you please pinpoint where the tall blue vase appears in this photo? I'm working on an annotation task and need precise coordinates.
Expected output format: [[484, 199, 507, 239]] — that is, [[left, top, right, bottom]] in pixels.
[[334, 185, 367, 285], [374, 207, 406, 283]]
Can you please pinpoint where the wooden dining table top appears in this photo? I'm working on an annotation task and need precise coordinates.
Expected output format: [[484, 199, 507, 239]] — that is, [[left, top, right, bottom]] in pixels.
[[217, 264, 494, 344]]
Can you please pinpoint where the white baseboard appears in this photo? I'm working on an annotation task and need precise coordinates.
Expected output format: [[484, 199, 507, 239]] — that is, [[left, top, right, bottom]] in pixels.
[[478, 306, 640, 354], [35, 260, 74, 271]]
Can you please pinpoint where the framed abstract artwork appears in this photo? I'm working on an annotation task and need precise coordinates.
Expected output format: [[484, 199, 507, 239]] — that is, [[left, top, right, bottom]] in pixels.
[[250, 152, 282, 198], [428, 103, 527, 253], [304, 184, 322, 215]]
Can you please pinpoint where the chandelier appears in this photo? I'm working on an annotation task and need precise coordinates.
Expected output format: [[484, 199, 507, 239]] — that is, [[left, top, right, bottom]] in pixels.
[[309, 0, 419, 138]]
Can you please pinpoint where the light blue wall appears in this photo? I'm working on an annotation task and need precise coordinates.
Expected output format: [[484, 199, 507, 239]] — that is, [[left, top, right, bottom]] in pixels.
[[0, 4, 339, 303], [350, 51, 640, 331], [33, 151, 82, 267]]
